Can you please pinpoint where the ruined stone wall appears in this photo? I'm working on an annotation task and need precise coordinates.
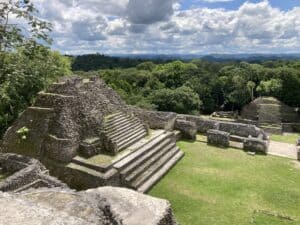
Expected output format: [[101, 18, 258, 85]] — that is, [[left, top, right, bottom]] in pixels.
[[131, 107, 177, 130], [0, 153, 66, 192]]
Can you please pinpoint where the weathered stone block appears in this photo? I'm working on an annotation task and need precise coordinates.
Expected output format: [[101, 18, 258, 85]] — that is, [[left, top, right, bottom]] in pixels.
[[243, 138, 268, 154], [177, 115, 218, 133], [0, 153, 66, 192], [79, 137, 101, 158], [207, 129, 230, 147], [44, 134, 79, 162], [131, 107, 177, 130], [174, 119, 197, 140]]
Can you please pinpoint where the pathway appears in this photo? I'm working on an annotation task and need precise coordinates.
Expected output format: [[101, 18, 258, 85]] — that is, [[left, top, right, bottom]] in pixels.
[[268, 141, 298, 160]]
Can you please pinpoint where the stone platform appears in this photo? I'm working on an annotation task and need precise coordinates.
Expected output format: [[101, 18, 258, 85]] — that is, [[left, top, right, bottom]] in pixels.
[[66, 129, 184, 193]]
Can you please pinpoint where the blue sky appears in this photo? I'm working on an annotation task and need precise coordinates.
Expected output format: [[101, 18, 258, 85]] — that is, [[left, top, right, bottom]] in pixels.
[[181, 0, 299, 11], [32, 0, 300, 54]]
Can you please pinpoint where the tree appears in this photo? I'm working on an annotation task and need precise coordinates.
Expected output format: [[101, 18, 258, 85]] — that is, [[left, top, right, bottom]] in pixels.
[[0, 0, 52, 52], [0, 0, 71, 137], [247, 81, 256, 100], [256, 79, 282, 97], [150, 86, 201, 114]]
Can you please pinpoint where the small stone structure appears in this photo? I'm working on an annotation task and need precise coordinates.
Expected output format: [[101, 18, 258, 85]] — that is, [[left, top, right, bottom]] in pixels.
[[0, 186, 178, 225], [243, 138, 269, 154], [131, 107, 177, 130], [0, 153, 66, 192], [174, 119, 197, 140], [241, 97, 300, 133], [207, 129, 230, 147]]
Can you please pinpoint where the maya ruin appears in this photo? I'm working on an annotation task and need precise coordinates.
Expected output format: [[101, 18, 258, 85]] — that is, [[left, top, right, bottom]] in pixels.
[[1, 0, 300, 224], [0, 76, 299, 225]]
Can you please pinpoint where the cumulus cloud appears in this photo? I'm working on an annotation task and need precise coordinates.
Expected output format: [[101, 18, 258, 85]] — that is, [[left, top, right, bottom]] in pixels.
[[127, 0, 175, 24], [28, 0, 300, 54]]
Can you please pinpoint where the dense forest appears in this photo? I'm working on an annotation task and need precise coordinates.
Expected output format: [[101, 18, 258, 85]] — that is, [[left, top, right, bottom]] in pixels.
[[75, 59, 300, 115]]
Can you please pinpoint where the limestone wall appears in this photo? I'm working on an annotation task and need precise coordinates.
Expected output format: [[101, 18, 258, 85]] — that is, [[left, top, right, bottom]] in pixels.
[[131, 107, 177, 130], [0, 153, 66, 192]]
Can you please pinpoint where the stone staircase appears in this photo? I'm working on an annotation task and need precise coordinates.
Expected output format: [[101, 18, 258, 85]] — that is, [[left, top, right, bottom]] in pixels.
[[113, 131, 184, 193], [103, 112, 148, 154], [69, 130, 184, 193]]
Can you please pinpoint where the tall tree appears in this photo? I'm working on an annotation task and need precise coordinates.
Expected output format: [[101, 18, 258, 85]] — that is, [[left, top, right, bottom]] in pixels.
[[0, 0, 51, 52]]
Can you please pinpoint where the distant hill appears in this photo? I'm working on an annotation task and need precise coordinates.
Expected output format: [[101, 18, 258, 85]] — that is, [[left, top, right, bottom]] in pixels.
[[201, 54, 300, 62], [70, 53, 300, 71], [70, 54, 172, 71]]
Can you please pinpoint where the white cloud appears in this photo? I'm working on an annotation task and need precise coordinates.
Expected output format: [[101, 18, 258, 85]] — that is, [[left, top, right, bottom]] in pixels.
[[28, 0, 300, 54]]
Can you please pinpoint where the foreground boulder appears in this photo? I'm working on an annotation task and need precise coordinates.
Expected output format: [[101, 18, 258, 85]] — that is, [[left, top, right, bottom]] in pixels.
[[0, 186, 178, 225]]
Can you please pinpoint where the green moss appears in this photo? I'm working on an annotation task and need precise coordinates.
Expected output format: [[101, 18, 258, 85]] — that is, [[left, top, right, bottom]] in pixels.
[[149, 135, 300, 225]]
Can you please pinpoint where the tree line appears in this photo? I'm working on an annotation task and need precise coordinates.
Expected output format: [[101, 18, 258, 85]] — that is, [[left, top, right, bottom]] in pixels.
[[76, 60, 300, 115]]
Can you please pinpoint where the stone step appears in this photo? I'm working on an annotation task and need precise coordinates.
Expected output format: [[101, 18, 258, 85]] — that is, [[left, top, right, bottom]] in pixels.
[[113, 132, 173, 170], [104, 112, 124, 121], [109, 122, 143, 140], [105, 114, 132, 126], [67, 162, 118, 180], [230, 135, 246, 143], [13, 180, 45, 193], [174, 130, 182, 141], [104, 118, 140, 133], [112, 126, 146, 144], [120, 137, 173, 177], [124, 142, 175, 184], [117, 130, 147, 151], [71, 156, 110, 173], [137, 151, 184, 193], [131, 146, 180, 190]]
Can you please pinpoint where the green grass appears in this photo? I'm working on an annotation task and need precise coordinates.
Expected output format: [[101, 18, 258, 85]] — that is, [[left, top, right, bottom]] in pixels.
[[149, 135, 300, 225], [271, 133, 300, 144]]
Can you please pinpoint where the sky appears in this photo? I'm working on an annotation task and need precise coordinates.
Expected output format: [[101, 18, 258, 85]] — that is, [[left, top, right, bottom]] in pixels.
[[28, 0, 300, 55]]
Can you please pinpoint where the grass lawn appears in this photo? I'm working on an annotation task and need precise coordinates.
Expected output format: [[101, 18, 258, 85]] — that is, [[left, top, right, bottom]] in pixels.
[[149, 135, 300, 225], [271, 133, 300, 145]]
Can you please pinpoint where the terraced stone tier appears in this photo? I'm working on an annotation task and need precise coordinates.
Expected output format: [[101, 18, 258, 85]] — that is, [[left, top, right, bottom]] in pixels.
[[103, 112, 148, 155], [114, 130, 184, 193], [69, 130, 184, 192]]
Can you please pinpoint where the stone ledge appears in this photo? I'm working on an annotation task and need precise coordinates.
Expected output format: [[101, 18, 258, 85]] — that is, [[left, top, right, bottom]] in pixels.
[[207, 129, 230, 147]]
